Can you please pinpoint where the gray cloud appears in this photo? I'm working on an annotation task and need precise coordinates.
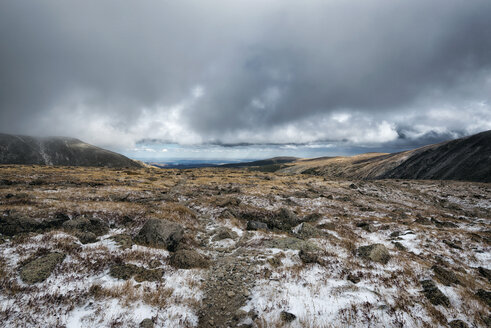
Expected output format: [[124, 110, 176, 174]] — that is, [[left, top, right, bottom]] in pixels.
[[0, 0, 490, 151]]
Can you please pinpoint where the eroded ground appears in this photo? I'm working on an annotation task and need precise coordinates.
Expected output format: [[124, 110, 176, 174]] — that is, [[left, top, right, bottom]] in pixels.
[[0, 165, 490, 327]]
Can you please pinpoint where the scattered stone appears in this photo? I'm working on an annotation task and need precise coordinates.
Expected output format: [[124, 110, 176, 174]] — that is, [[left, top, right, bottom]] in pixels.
[[392, 241, 406, 251], [20, 252, 65, 284], [264, 237, 319, 252], [62, 216, 109, 236], [349, 183, 358, 189], [347, 272, 361, 284], [316, 222, 336, 230], [357, 244, 391, 264], [293, 222, 322, 239], [477, 266, 491, 282], [227, 291, 236, 297], [74, 231, 98, 244], [432, 265, 460, 286], [420, 280, 450, 307], [356, 222, 371, 232], [280, 311, 296, 322], [169, 249, 210, 269], [111, 234, 134, 249], [109, 263, 141, 280], [448, 320, 469, 328], [139, 318, 154, 328], [0, 214, 69, 236], [476, 289, 491, 307], [134, 219, 184, 251], [212, 227, 238, 241], [390, 231, 401, 238], [298, 249, 320, 264], [246, 220, 268, 231]]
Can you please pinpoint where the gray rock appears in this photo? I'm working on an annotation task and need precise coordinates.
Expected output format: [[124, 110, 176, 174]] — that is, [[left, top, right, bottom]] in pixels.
[[169, 249, 210, 269], [134, 219, 184, 251], [246, 220, 268, 231], [139, 318, 154, 328], [20, 252, 65, 284], [62, 216, 109, 236], [293, 222, 322, 239], [357, 244, 391, 264], [280, 311, 296, 322]]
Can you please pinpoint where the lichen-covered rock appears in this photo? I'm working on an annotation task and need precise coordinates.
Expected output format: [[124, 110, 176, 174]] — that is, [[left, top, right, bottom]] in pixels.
[[246, 220, 268, 231], [20, 252, 65, 284], [134, 219, 184, 251], [357, 244, 390, 264], [74, 231, 98, 244], [212, 227, 238, 241], [421, 280, 450, 307], [62, 216, 109, 236], [298, 249, 320, 264], [293, 222, 322, 239], [169, 249, 210, 269], [139, 318, 154, 328], [110, 234, 134, 249]]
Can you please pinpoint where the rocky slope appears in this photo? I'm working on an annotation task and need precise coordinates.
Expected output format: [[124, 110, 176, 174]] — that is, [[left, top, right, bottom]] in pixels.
[[280, 130, 491, 182], [0, 165, 489, 327], [0, 133, 141, 168]]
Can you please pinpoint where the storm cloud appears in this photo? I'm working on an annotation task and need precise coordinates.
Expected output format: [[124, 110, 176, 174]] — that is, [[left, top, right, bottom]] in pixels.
[[1, 0, 490, 152]]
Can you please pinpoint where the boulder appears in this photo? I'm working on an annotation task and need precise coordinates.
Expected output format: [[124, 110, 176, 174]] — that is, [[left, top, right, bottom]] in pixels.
[[0, 213, 69, 236], [169, 249, 210, 269], [357, 244, 390, 264], [421, 280, 450, 307], [74, 231, 98, 244], [62, 216, 109, 236], [246, 220, 268, 231], [20, 252, 65, 284], [298, 249, 320, 264], [139, 318, 154, 328], [134, 219, 184, 251], [293, 222, 322, 239], [280, 311, 296, 322], [212, 227, 238, 241]]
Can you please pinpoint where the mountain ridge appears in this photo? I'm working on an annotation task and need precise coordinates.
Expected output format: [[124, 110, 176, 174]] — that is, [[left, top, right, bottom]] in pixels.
[[0, 133, 142, 168]]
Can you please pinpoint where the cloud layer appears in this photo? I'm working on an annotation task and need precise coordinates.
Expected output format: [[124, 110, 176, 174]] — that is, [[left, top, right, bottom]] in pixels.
[[1, 0, 490, 152]]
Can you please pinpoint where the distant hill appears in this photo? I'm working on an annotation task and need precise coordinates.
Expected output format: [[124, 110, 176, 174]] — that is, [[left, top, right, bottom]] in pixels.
[[221, 157, 298, 168], [0, 133, 142, 168], [279, 130, 491, 182]]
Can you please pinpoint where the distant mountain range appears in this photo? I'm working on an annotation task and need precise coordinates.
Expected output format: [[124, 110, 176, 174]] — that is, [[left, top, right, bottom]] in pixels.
[[0, 134, 142, 168], [279, 130, 491, 182]]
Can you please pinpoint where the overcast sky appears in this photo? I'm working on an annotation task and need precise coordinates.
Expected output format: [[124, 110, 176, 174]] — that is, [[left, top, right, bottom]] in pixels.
[[1, 0, 490, 160]]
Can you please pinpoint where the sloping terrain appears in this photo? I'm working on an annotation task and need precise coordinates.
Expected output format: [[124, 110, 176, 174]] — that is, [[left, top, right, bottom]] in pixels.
[[0, 165, 489, 327], [280, 130, 491, 182], [0, 133, 141, 168]]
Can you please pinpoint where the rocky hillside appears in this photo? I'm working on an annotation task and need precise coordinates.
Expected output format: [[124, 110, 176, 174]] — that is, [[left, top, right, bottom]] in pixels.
[[280, 130, 491, 182], [0, 133, 141, 168], [0, 165, 489, 327]]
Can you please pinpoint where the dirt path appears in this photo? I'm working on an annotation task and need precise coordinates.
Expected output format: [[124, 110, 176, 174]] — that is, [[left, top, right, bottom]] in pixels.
[[198, 248, 261, 328]]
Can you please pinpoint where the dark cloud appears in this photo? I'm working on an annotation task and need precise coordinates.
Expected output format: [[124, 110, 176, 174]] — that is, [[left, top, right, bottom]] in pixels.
[[0, 0, 490, 151]]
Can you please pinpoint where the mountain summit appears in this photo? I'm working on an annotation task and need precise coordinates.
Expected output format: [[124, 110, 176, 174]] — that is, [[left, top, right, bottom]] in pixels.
[[0, 134, 141, 168]]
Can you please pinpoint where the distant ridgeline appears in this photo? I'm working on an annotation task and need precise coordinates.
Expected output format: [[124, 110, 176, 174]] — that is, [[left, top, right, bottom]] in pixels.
[[279, 130, 491, 183], [0, 133, 142, 168]]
